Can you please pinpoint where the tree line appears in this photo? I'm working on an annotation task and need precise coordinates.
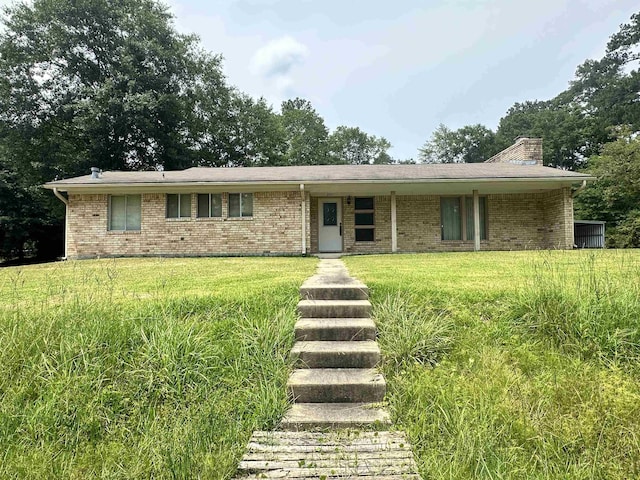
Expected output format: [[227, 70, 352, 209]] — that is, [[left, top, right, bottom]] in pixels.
[[418, 12, 640, 247], [1, 1, 638, 260], [0, 0, 397, 261]]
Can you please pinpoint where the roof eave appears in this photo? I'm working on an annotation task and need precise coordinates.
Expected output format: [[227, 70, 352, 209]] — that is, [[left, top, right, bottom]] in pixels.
[[43, 175, 595, 191]]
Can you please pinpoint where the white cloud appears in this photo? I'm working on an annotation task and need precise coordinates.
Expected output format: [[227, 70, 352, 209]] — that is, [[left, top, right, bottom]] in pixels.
[[249, 35, 309, 103], [250, 36, 308, 78]]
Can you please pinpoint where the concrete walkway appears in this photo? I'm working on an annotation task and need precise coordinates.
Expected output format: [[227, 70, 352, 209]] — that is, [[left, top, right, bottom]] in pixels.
[[235, 259, 421, 479]]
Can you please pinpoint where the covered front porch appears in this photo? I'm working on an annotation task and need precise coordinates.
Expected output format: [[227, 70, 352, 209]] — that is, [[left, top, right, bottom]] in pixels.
[[301, 180, 575, 254]]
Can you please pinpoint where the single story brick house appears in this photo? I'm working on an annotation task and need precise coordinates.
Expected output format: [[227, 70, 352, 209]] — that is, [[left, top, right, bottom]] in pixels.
[[45, 137, 594, 259]]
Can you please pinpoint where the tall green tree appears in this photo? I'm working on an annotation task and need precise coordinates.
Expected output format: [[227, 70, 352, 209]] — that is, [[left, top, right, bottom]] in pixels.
[[328, 126, 393, 164], [575, 131, 640, 247], [279, 98, 329, 165], [419, 123, 497, 163], [495, 101, 592, 169], [0, 0, 234, 259]]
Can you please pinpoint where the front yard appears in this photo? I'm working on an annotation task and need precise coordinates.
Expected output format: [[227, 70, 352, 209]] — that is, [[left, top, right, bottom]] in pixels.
[[1, 250, 639, 478]]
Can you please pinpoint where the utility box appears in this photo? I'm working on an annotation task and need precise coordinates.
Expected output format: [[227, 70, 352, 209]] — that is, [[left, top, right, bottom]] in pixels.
[[574, 221, 605, 248]]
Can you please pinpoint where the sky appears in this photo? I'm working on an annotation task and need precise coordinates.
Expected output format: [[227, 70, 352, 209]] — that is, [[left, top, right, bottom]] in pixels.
[[163, 0, 638, 160], [1, 0, 638, 160]]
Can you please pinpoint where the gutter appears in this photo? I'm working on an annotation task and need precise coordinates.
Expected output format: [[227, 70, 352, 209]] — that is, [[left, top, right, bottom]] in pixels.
[[44, 176, 597, 192], [52, 188, 69, 259], [53, 187, 68, 206], [572, 180, 588, 198]]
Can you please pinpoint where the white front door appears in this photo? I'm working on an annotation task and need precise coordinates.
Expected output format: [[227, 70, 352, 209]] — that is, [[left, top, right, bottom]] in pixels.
[[318, 198, 342, 252]]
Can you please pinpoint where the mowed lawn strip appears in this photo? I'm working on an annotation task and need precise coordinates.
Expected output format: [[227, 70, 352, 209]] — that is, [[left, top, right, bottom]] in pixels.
[[0, 257, 317, 479], [344, 250, 640, 480]]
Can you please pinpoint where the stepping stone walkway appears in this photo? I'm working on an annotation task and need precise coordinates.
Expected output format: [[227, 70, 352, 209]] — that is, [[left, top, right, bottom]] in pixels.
[[235, 258, 420, 479]]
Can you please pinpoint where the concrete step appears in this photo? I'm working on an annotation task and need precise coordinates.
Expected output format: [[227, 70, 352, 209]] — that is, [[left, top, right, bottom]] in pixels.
[[297, 299, 371, 318], [300, 284, 369, 301], [288, 368, 385, 403], [280, 403, 391, 430], [295, 318, 377, 341], [291, 341, 381, 368]]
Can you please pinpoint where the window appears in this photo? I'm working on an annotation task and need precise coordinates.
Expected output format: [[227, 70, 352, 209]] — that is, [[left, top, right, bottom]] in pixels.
[[109, 195, 141, 231], [441, 196, 487, 241], [166, 194, 191, 218], [323, 202, 337, 226], [354, 197, 374, 242], [197, 193, 222, 218], [229, 193, 253, 218]]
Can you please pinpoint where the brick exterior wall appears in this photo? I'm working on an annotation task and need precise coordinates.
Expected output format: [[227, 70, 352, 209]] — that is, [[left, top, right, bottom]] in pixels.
[[67, 191, 304, 258], [309, 190, 573, 253], [485, 137, 543, 165], [66, 188, 573, 258]]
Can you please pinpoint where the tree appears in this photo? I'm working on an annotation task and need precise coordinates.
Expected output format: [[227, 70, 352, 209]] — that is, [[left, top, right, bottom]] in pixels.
[[495, 101, 592, 169], [574, 130, 640, 247], [279, 98, 329, 165], [419, 123, 497, 163], [0, 0, 233, 259], [328, 126, 393, 164]]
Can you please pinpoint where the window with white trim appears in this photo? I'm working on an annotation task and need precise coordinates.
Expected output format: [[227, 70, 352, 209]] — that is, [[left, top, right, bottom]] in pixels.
[[440, 196, 487, 241], [354, 197, 375, 242], [166, 194, 191, 218], [197, 193, 222, 218], [229, 193, 253, 218], [109, 195, 141, 231]]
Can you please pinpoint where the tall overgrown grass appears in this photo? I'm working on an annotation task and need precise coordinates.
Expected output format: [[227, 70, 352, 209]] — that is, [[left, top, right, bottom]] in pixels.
[[512, 251, 640, 363], [345, 250, 640, 479], [0, 257, 316, 479]]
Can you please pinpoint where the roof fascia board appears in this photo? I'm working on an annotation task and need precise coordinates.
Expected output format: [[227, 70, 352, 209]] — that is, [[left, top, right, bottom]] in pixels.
[[44, 175, 595, 192]]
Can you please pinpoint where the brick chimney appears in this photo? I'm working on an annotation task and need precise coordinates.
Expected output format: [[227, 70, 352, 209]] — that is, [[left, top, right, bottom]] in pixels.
[[485, 136, 543, 165]]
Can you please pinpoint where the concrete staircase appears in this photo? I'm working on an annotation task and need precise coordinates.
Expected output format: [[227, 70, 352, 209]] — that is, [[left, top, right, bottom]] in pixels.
[[281, 259, 390, 430]]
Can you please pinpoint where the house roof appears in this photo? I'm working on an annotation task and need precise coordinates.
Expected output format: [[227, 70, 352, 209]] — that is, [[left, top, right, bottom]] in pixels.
[[45, 163, 593, 189]]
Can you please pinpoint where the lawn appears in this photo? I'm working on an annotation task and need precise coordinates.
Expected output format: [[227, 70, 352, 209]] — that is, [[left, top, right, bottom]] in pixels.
[[1, 251, 639, 479], [0, 257, 317, 479], [344, 250, 640, 479]]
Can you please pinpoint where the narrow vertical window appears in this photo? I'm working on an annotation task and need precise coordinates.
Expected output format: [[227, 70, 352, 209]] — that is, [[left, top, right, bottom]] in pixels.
[[354, 197, 375, 242]]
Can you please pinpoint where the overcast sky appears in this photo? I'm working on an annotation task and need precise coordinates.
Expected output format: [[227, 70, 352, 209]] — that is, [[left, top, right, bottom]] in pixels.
[[2, 0, 637, 160], [164, 0, 638, 160]]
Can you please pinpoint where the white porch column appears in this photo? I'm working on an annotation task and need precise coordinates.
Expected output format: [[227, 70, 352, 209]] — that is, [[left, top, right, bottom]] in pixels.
[[473, 189, 480, 252], [300, 184, 306, 254], [391, 191, 397, 253]]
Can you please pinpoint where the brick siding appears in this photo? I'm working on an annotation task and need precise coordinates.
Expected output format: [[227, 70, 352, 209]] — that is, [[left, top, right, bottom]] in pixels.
[[309, 190, 573, 253], [485, 137, 543, 165], [67, 188, 573, 258], [67, 191, 303, 259]]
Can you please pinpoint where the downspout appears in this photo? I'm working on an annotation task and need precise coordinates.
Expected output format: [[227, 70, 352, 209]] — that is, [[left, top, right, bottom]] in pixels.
[[572, 180, 587, 198], [300, 184, 306, 255], [53, 188, 69, 260]]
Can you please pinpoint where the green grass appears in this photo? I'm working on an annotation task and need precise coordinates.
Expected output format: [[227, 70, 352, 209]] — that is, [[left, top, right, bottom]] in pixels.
[[344, 250, 640, 480], [0, 257, 317, 479], [2, 251, 640, 479]]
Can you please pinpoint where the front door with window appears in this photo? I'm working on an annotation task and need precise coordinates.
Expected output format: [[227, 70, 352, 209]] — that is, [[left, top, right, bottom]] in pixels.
[[318, 198, 342, 252]]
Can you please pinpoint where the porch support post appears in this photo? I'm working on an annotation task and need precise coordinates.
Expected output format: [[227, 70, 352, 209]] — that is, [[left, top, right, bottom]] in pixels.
[[300, 184, 306, 254], [391, 191, 397, 253], [473, 189, 480, 252]]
